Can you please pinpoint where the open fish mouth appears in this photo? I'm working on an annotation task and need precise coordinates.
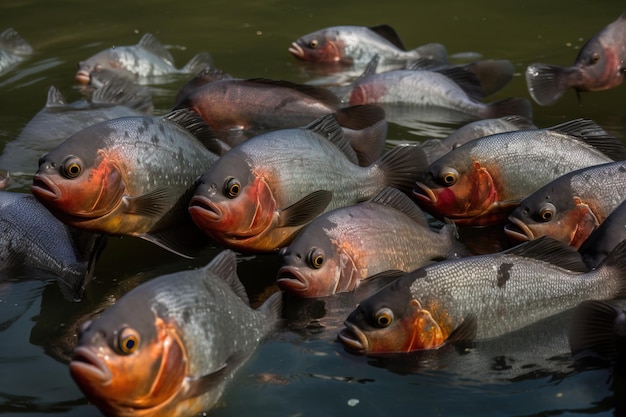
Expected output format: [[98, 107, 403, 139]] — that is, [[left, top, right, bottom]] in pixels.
[[188, 195, 222, 221], [276, 266, 309, 292], [31, 174, 61, 200], [338, 322, 369, 354], [288, 42, 304, 59], [69, 346, 112, 383], [413, 182, 437, 205], [75, 69, 91, 85], [503, 217, 534, 242]]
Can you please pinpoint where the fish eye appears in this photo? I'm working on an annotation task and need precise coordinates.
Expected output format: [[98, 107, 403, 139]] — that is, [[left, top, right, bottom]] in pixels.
[[375, 308, 394, 327], [440, 168, 458, 186], [308, 39, 319, 49], [308, 248, 324, 269], [224, 177, 241, 198], [537, 202, 556, 222], [62, 156, 83, 179], [118, 327, 140, 355], [590, 53, 600, 65]]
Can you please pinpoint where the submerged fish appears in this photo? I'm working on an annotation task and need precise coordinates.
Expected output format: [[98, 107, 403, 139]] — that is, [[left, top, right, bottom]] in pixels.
[[579, 199, 626, 269], [526, 11, 626, 105], [505, 160, 626, 249], [31, 109, 222, 258], [188, 114, 427, 253], [0, 28, 32, 77], [413, 119, 625, 226], [277, 187, 466, 297], [75, 33, 211, 84], [338, 237, 626, 355], [70, 250, 282, 417]]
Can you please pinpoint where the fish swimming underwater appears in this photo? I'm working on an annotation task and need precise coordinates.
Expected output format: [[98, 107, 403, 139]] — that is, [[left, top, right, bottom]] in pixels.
[[277, 187, 466, 297], [189, 114, 427, 253], [526, 11, 626, 105], [70, 250, 282, 417], [338, 237, 626, 355], [75, 33, 211, 84], [31, 109, 222, 258], [0, 27, 32, 77]]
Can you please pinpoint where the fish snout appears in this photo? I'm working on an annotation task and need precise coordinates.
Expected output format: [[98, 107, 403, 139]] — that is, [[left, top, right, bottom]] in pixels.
[[188, 195, 222, 222], [503, 216, 534, 242], [276, 266, 309, 293], [75, 63, 91, 85], [412, 182, 437, 205], [31, 174, 61, 201], [338, 322, 369, 354], [70, 345, 112, 384], [288, 42, 304, 59]]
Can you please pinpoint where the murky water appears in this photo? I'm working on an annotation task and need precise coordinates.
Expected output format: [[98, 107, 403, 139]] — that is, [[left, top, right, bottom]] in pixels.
[[1, 1, 624, 416]]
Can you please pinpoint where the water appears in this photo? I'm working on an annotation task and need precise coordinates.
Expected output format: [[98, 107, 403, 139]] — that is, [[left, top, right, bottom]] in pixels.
[[0, 0, 625, 416]]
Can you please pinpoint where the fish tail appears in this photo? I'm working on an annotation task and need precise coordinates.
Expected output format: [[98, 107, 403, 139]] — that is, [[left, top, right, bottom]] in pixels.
[[182, 52, 213, 74], [483, 97, 533, 120], [569, 299, 623, 362], [413, 42, 448, 63], [376, 144, 429, 193], [258, 291, 284, 335], [336, 104, 387, 166], [525, 63, 571, 106], [596, 239, 626, 299]]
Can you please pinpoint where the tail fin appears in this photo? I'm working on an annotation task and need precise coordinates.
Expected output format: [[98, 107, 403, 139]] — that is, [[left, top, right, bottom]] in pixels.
[[483, 97, 533, 120], [569, 299, 623, 362], [463, 59, 514, 97], [336, 104, 388, 166], [182, 52, 213, 74], [525, 63, 571, 106], [258, 291, 284, 336], [413, 43, 448, 63], [376, 144, 429, 193]]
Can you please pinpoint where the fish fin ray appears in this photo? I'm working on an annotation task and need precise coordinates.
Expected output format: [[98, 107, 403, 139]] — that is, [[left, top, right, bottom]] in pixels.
[[91, 77, 153, 113], [123, 188, 174, 217], [367, 24, 406, 50], [183, 351, 251, 400], [435, 66, 485, 101], [137, 33, 174, 64], [525, 63, 569, 106], [163, 108, 225, 156], [377, 144, 429, 193], [140, 222, 211, 259], [181, 52, 213, 74], [548, 118, 626, 161], [484, 97, 533, 120], [258, 292, 284, 334], [205, 250, 249, 305], [277, 190, 333, 228], [304, 114, 359, 164], [370, 187, 429, 226], [503, 237, 589, 272], [569, 300, 621, 362], [45, 86, 67, 107], [445, 315, 477, 345], [413, 43, 448, 63], [334, 104, 387, 166]]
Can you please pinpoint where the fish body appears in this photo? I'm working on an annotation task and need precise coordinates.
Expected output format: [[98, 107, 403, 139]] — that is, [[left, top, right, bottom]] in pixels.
[[526, 11, 626, 105], [506, 160, 626, 249], [413, 119, 622, 226], [75, 33, 211, 84], [70, 250, 282, 417], [188, 115, 427, 252], [289, 24, 447, 69], [338, 238, 626, 355], [31, 109, 221, 257], [277, 187, 465, 297], [0, 28, 32, 76], [579, 199, 626, 269]]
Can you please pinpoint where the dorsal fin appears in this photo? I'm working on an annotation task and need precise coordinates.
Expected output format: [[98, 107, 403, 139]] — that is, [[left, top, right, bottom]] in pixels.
[[406, 58, 446, 71], [435, 66, 484, 101], [45, 86, 67, 107], [358, 55, 380, 80], [244, 78, 341, 109], [504, 237, 589, 273], [137, 33, 174, 64], [91, 77, 153, 113], [162, 108, 224, 156], [370, 187, 429, 227], [368, 24, 406, 50], [303, 114, 359, 164], [548, 118, 626, 161], [204, 250, 249, 305], [500, 115, 537, 130]]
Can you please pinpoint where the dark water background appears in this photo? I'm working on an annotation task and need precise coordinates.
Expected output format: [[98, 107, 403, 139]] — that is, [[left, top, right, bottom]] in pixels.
[[1, 1, 625, 416]]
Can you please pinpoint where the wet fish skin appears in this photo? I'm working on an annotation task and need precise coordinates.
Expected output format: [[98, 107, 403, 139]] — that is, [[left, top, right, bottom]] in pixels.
[[579, 199, 626, 269], [277, 187, 466, 297], [526, 11, 626, 105], [413, 119, 621, 226], [0, 28, 32, 77], [505, 160, 626, 249], [338, 238, 626, 355], [69, 250, 282, 417]]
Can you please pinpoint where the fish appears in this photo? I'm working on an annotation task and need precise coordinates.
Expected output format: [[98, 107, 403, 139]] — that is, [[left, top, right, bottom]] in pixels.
[[413, 118, 626, 226], [526, 11, 626, 105], [348, 56, 533, 125], [338, 237, 626, 355], [0, 77, 153, 190], [505, 160, 626, 249], [0, 191, 104, 300], [69, 249, 283, 417], [188, 114, 428, 253], [277, 187, 466, 297], [579, 199, 626, 269], [288, 24, 447, 69], [173, 65, 233, 109], [31, 108, 223, 258], [75, 33, 212, 84], [0, 28, 32, 77]]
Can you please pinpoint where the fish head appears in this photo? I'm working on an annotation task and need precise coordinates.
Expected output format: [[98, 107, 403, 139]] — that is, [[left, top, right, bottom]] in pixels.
[[31, 134, 125, 224], [188, 152, 276, 247], [572, 34, 625, 92], [75, 49, 135, 85], [69, 296, 188, 416], [288, 28, 348, 64], [413, 153, 499, 226], [338, 274, 448, 354]]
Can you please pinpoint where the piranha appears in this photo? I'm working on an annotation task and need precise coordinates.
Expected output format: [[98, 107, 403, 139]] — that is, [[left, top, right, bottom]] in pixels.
[[338, 237, 626, 355], [277, 187, 466, 298], [75, 33, 212, 85], [505, 160, 626, 249], [579, 199, 626, 269], [288, 24, 447, 70], [0, 27, 32, 77], [70, 250, 282, 417], [413, 119, 626, 227], [526, 11, 626, 105], [31, 108, 223, 258], [188, 114, 427, 253]]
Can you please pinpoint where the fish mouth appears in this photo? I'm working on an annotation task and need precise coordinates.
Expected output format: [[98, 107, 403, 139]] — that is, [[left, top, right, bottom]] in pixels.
[[288, 42, 304, 59], [503, 216, 533, 242], [413, 182, 437, 205], [276, 266, 309, 293], [69, 346, 112, 384], [188, 195, 222, 222], [31, 174, 61, 200], [75, 69, 91, 85], [338, 322, 369, 354]]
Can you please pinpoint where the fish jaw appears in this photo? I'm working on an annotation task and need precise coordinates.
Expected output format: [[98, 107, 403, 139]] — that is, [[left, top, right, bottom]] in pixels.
[[276, 265, 311, 294], [288, 42, 305, 59], [188, 195, 223, 223], [31, 173, 61, 201], [504, 215, 534, 242], [338, 321, 370, 354], [70, 345, 113, 385], [75, 62, 91, 85]]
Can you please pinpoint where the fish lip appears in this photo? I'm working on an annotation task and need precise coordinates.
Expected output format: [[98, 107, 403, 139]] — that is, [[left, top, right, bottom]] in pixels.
[[338, 322, 369, 354], [504, 216, 533, 242], [69, 346, 112, 384], [413, 181, 437, 205], [75, 69, 91, 85], [276, 266, 309, 292], [31, 174, 61, 200], [288, 42, 304, 59], [188, 195, 222, 221]]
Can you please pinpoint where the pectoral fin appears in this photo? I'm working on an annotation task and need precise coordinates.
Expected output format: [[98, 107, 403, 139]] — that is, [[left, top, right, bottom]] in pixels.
[[276, 190, 333, 228], [123, 188, 175, 217], [183, 351, 251, 400]]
